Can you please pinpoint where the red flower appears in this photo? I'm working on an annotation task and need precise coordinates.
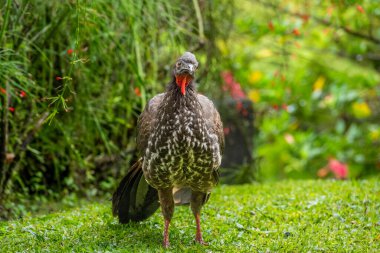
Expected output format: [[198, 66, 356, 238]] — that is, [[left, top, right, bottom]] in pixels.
[[292, 28, 301, 36], [241, 108, 249, 117], [268, 21, 274, 31], [328, 158, 348, 179], [221, 71, 246, 100], [356, 5, 365, 13], [272, 104, 279, 110], [8, 107, 15, 112], [0, 87, 6, 94], [20, 90, 26, 98], [235, 101, 243, 111], [223, 127, 231, 135], [134, 87, 141, 97], [56, 76, 62, 81], [282, 104, 288, 111], [67, 49, 74, 55]]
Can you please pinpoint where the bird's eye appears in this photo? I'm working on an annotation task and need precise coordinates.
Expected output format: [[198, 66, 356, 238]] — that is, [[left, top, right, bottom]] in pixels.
[[176, 62, 182, 68]]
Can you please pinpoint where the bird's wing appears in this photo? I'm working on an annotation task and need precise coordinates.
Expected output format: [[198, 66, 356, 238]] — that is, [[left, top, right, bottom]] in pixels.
[[198, 93, 224, 184], [198, 94, 224, 186], [136, 93, 165, 155], [197, 94, 224, 155]]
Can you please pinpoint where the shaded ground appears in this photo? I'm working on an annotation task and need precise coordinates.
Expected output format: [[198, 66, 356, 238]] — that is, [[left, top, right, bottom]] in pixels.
[[1, 180, 379, 252]]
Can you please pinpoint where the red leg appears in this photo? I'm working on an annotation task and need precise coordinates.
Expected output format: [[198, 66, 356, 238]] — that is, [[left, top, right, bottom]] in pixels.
[[163, 219, 170, 248], [195, 213, 208, 245], [158, 188, 174, 248], [191, 191, 209, 245]]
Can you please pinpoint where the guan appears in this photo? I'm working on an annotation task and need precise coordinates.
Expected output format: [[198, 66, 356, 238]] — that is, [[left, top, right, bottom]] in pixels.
[[112, 52, 224, 248]]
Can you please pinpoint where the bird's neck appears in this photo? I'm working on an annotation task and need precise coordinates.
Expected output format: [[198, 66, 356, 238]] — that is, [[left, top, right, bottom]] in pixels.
[[167, 76, 197, 100], [157, 77, 200, 116]]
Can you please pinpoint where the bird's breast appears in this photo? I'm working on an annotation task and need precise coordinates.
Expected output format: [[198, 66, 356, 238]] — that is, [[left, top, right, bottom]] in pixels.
[[142, 108, 221, 189]]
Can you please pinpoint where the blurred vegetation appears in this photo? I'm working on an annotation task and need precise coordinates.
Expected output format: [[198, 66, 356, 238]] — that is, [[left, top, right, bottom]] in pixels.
[[218, 0, 380, 181], [0, 0, 233, 218], [1, 0, 380, 219]]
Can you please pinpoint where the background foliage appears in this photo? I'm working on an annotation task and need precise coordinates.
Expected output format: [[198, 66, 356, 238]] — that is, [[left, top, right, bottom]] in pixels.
[[218, 0, 380, 181], [1, 0, 380, 219], [0, 0, 233, 218]]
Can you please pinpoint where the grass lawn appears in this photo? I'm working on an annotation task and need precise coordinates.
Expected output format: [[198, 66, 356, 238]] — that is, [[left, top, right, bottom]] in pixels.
[[1, 180, 379, 252]]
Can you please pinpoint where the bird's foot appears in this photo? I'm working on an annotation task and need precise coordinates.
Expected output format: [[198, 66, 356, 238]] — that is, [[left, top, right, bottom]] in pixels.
[[195, 236, 208, 246], [194, 212, 208, 245], [162, 239, 170, 249]]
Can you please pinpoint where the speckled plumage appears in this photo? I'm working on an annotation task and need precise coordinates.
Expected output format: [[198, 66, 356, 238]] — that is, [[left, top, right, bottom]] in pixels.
[[139, 82, 223, 192]]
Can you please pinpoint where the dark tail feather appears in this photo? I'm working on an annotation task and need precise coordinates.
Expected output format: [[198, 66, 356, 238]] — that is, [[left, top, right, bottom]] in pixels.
[[112, 158, 160, 223]]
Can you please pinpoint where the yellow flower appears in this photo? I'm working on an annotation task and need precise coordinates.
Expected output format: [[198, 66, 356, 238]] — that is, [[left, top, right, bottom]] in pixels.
[[313, 76, 325, 92], [352, 101, 371, 118], [248, 71, 263, 84], [369, 129, 380, 141], [216, 39, 228, 56], [256, 49, 272, 58], [248, 89, 260, 103]]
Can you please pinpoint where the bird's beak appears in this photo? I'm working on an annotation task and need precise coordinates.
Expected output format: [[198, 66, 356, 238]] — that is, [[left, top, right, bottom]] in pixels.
[[179, 63, 195, 76], [187, 64, 195, 74], [175, 62, 196, 96]]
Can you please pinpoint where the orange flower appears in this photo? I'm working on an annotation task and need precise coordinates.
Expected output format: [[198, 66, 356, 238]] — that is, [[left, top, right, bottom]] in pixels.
[[268, 21, 274, 31], [356, 5, 365, 13], [317, 167, 329, 178], [301, 14, 309, 24], [292, 28, 301, 36], [134, 87, 141, 97], [327, 6, 334, 16], [67, 49, 74, 55]]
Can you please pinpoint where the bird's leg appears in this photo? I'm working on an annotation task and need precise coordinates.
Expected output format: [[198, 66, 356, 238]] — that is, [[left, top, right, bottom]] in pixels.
[[158, 188, 174, 248], [190, 191, 208, 245]]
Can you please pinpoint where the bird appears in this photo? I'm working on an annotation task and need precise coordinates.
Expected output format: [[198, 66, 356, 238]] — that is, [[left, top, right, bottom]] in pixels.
[[112, 52, 224, 248]]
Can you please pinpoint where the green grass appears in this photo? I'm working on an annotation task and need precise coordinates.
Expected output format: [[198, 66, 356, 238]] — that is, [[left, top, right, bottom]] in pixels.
[[1, 180, 379, 252]]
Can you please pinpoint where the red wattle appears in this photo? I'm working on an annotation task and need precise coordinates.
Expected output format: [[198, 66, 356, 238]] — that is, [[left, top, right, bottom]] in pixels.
[[176, 74, 192, 96], [181, 76, 187, 95]]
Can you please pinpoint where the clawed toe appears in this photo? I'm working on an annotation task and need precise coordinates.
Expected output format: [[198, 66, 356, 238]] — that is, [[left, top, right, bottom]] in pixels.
[[195, 237, 209, 246], [162, 240, 170, 249]]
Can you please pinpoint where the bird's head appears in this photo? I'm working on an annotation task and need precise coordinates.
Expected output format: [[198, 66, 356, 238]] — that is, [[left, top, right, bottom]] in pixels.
[[174, 52, 198, 96]]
